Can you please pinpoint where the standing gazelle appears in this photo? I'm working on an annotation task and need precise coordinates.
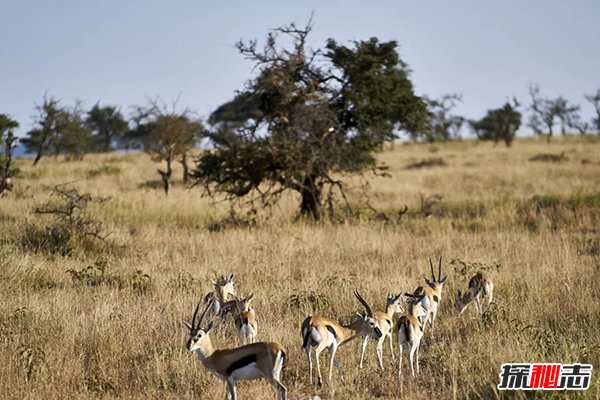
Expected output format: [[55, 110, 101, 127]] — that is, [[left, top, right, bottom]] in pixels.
[[301, 290, 383, 386], [413, 256, 447, 339], [184, 299, 287, 400], [396, 293, 427, 379], [359, 292, 404, 370], [455, 272, 494, 315], [203, 274, 237, 315], [221, 294, 258, 345]]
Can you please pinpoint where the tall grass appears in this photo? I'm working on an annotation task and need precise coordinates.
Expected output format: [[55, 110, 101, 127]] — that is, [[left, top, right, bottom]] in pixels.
[[0, 136, 599, 399]]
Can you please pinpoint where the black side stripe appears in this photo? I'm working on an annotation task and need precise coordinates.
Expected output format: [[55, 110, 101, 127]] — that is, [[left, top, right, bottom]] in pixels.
[[325, 325, 337, 339], [226, 354, 257, 374]]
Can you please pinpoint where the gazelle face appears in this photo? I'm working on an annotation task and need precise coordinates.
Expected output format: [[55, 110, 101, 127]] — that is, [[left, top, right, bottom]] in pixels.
[[387, 293, 405, 314], [185, 322, 213, 352], [357, 313, 383, 340], [212, 274, 235, 303]]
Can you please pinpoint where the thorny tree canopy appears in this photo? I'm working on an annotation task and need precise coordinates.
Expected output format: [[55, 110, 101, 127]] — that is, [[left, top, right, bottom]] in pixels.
[[192, 21, 428, 220]]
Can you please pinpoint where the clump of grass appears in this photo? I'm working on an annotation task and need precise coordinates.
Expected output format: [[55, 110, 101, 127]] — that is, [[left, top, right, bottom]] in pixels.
[[66, 259, 152, 294], [406, 157, 447, 169], [86, 165, 121, 178], [529, 151, 568, 162], [18, 184, 110, 256], [18, 344, 47, 381]]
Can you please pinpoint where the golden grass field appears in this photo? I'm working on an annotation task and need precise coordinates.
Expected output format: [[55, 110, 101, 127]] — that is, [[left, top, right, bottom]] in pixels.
[[1, 136, 599, 399]]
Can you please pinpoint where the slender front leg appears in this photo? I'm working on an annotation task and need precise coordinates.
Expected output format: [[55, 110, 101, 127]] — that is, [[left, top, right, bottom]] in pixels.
[[475, 295, 482, 314], [305, 346, 313, 385], [376, 338, 385, 371], [359, 335, 369, 368], [415, 341, 421, 375], [397, 339, 403, 380], [328, 343, 339, 383], [388, 333, 395, 361], [409, 342, 417, 377], [314, 342, 327, 386]]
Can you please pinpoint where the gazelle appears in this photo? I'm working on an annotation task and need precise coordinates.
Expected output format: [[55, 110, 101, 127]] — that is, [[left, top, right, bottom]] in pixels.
[[396, 293, 427, 379], [221, 294, 258, 345], [203, 274, 237, 315], [184, 299, 287, 400], [301, 290, 383, 386], [455, 272, 494, 315], [413, 256, 447, 339], [359, 292, 404, 370]]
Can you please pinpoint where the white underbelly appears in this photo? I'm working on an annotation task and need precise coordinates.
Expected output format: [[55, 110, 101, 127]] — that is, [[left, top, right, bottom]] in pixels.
[[231, 363, 263, 380]]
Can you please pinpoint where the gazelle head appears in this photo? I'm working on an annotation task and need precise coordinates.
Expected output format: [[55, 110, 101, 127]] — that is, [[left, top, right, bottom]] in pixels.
[[385, 292, 405, 315], [424, 256, 447, 290], [211, 273, 235, 303], [222, 293, 255, 315], [184, 299, 215, 353], [354, 290, 383, 340], [404, 293, 427, 320]]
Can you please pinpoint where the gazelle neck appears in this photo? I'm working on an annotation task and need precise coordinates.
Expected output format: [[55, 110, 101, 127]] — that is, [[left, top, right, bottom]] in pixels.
[[384, 304, 397, 319], [338, 318, 365, 346], [194, 338, 216, 363]]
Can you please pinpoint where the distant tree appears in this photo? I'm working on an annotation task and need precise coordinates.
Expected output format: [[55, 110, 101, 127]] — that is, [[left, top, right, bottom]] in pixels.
[[528, 83, 557, 141], [423, 94, 464, 141], [21, 95, 68, 165], [585, 89, 600, 132], [470, 101, 521, 147], [138, 100, 203, 194], [86, 103, 129, 152], [60, 104, 93, 161], [0, 114, 19, 179], [192, 21, 428, 220], [552, 96, 580, 135]]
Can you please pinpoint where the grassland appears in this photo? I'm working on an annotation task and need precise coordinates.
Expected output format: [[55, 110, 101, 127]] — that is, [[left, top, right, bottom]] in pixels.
[[1, 136, 599, 399]]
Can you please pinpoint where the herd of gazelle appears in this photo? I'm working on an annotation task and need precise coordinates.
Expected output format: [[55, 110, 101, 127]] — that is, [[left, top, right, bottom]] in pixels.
[[183, 258, 495, 399]]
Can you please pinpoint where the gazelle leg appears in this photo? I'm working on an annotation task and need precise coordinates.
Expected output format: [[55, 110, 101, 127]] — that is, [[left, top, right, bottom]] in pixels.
[[475, 295, 482, 314], [359, 335, 369, 368], [409, 342, 417, 377], [272, 379, 287, 400], [415, 341, 421, 375], [226, 379, 237, 400], [376, 337, 385, 371], [397, 339, 403, 379], [429, 311, 436, 339], [305, 346, 313, 385], [314, 342, 327, 386], [388, 333, 395, 361], [328, 343, 340, 383]]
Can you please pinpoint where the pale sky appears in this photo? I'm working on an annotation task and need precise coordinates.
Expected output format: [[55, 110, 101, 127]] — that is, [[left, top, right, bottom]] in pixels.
[[2, 0, 599, 138]]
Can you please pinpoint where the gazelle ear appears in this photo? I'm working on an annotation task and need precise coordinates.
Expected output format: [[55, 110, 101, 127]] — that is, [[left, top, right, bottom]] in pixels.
[[228, 273, 234, 282], [440, 276, 448, 284], [424, 277, 433, 286], [210, 278, 217, 286], [206, 321, 214, 333], [246, 293, 254, 302], [182, 321, 193, 330]]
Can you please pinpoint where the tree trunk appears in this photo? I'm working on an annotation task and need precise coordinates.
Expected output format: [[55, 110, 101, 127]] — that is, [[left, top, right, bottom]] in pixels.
[[180, 152, 189, 185], [299, 176, 322, 220], [158, 158, 172, 195]]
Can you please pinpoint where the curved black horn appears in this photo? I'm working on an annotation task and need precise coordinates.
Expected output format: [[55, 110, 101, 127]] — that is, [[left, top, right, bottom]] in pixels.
[[194, 298, 214, 329], [438, 256, 443, 282], [354, 290, 373, 317], [428, 256, 436, 280]]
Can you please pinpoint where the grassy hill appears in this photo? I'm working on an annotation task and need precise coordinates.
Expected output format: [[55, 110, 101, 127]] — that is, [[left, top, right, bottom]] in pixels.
[[1, 136, 599, 399]]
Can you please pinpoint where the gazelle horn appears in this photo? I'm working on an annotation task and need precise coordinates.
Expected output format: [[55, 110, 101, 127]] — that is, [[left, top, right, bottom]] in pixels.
[[428, 256, 436, 281], [354, 290, 373, 317]]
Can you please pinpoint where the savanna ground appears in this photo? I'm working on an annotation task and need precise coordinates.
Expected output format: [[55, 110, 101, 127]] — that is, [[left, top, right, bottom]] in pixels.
[[1, 136, 599, 399]]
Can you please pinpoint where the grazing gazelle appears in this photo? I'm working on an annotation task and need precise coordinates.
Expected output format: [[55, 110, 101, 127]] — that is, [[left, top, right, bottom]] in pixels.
[[221, 294, 258, 345], [455, 272, 494, 315], [413, 256, 447, 339], [359, 292, 404, 370], [203, 274, 237, 315], [184, 299, 287, 400], [396, 293, 427, 379], [301, 290, 383, 386]]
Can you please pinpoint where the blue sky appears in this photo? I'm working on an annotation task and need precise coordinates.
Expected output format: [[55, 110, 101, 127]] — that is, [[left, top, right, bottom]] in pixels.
[[1, 0, 599, 137]]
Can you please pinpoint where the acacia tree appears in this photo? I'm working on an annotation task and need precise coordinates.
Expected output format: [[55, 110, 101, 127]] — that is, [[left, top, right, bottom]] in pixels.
[[585, 89, 600, 133], [423, 94, 464, 141], [138, 101, 204, 194], [470, 101, 521, 147], [0, 114, 19, 179], [86, 103, 129, 152], [191, 21, 428, 220], [21, 95, 68, 165]]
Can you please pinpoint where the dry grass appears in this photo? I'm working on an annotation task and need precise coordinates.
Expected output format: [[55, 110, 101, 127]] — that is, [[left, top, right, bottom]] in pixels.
[[1, 136, 599, 399]]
